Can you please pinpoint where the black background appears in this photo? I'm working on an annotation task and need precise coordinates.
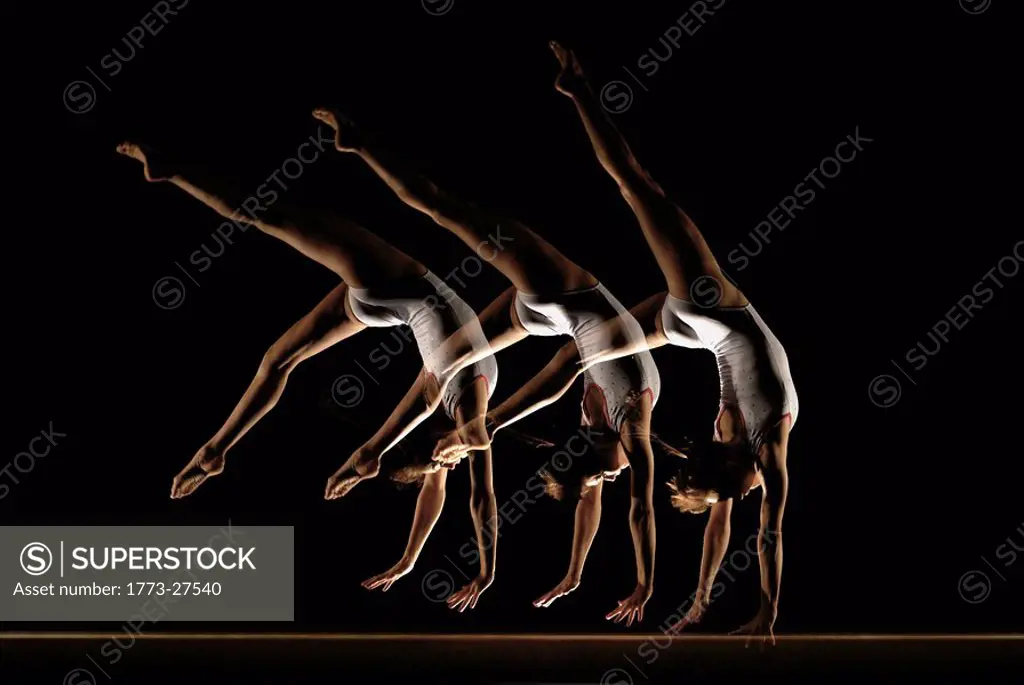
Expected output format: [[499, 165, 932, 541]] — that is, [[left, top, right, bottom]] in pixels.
[[4, 0, 1022, 638]]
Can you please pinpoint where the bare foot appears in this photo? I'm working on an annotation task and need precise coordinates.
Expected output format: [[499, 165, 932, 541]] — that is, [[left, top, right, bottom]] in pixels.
[[324, 450, 380, 500], [549, 40, 589, 97], [311, 107, 363, 152], [116, 141, 174, 182], [171, 445, 225, 499]]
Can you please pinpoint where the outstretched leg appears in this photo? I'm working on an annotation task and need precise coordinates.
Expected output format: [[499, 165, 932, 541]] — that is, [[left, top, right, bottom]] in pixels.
[[312, 108, 594, 296], [325, 368, 445, 500], [116, 142, 424, 288], [550, 43, 745, 306], [172, 283, 365, 498]]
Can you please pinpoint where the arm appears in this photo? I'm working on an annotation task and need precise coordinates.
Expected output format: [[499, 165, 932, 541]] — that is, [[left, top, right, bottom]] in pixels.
[[606, 409, 657, 626], [534, 480, 603, 607], [675, 500, 733, 628], [363, 470, 448, 591], [627, 453, 656, 595], [468, 449, 498, 581], [445, 447, 499, 612], [731, 435, 789, 642], [757, 442, 788, 621], [487, 341, 583, 434]]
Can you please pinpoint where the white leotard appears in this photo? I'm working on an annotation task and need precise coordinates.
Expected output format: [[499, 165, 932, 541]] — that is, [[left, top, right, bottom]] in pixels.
[[347, 271, 497, 419], [514, 283, 660, 431], [660, 294, 797, 452]]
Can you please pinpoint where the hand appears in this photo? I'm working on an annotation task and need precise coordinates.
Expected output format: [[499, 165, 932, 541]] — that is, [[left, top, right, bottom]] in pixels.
[[730, 605, 777, 648], [432, 424, 491, 465], [533, 576, 581, 608], [606, 584, 652, 627], [431, 430, 470, 465], [361, 558, 414, 593], [447, 575, 492, 612], [667, 597, 708, 634]]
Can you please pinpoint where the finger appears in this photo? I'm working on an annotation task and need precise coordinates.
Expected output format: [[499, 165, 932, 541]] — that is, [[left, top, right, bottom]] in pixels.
[[533, 594, 550, 607], [626, 609, 635, 627], [470, 592, 480, 609], [383, 578, 396, 592], [638, 605, 645, 623], [446, 590, 465, 606], [605, 606, 622, 620]]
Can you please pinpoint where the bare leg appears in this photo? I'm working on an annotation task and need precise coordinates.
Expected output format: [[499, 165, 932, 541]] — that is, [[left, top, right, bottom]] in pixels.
[[325, 368, 445, 499], [115, 142, 424, 288], [171, 283, 366, 498], [312, 108, 595, 296], [550, 43, 746, 305]]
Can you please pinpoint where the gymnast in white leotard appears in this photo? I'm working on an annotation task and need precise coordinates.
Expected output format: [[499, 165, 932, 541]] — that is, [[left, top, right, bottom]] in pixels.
[[551, 42, 795, 642], [317, 106, 660, 626], [660, 296, 798, 455], [346, 271, 498, 420], [114, 140, 498, 513]]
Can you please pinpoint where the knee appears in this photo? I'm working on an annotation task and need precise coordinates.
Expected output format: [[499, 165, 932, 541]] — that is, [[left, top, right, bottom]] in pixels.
[[621, 177, 668, 208], [259, 348, 299, 377]]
